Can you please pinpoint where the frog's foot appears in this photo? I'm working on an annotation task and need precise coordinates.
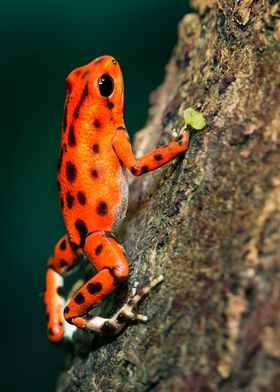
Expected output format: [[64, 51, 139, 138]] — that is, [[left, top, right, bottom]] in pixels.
[[72, 275, 164, 335]]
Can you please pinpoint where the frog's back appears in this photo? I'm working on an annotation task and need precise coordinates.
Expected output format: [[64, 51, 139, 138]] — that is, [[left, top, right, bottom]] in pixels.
[[57, 55, 128, 247]]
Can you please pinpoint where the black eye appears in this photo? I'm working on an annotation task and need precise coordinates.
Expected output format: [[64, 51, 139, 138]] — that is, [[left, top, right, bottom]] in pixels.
[[98, 73, 114, 97]]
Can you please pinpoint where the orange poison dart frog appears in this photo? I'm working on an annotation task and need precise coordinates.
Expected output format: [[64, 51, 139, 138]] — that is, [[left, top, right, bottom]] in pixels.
[[44, 55, 190, 342]]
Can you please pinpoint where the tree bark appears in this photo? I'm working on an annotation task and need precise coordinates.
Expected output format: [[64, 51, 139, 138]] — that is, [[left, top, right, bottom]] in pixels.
[[57, 1, 280, 391]]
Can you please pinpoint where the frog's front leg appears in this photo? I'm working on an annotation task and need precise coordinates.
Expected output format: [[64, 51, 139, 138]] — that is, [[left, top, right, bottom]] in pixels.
[[64, 231, 162, 334], [112, 127, 189, 175], [45, 234, 81, 342]]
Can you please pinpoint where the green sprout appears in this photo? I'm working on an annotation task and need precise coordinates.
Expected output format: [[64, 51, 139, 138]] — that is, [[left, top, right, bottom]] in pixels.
[[183, 106, 206, 130]]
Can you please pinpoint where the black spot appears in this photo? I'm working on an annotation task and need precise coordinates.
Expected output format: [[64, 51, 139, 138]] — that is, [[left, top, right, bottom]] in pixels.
[[58, 148, 64, 172], [66, 192, 74, 209], [141, 165, 149, 174], [91, 168, 99, 178], [84, 314, 94, 322], [154, 153, 163, 161], [69, 241, 79, 252], [68, 124, 76, 147], [96, 201, 108, 216], [60, 259, 68, 268], [66, 161, 77, 182], [77, 191, 86, 205], [117, 312, 130, 323], [75, 219, 88, 247], [87, 282, 102, 294], [175, 134, 183, 146], [93, 119, 101, 128], [107, 268, 119, 285], [57, 287, 64, 296], [75, 70, 81, 76], [60, 197, 64, 209], [107, 101, 114, 110], [81, 70, 89, 79], [65, 79, 72, 93], [64, 305, 70, 314], [92, 144, 100, 153], [131, 166, 138, 175], [62, 106, 68, 133], [46, 313, 50, 322], [117, 126, 126, 131], [59, 321, 63, 326], [74, 293, 85, 304], [59, 239, 66, 250], [62, 80, 72, 132], [95, 244, 103, 255], [48, 327, 54, 336], [73, 83, 89, 119]]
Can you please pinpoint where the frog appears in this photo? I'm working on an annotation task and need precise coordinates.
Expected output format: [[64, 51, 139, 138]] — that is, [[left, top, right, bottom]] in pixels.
[[44, 55, 190, 342]]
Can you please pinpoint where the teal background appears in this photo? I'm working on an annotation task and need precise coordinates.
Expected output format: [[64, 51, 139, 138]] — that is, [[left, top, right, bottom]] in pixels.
[[1, 1, 190, 390]]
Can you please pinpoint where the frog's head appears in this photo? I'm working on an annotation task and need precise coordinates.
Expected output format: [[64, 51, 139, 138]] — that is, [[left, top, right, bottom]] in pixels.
[[65, 55, 124, 117]]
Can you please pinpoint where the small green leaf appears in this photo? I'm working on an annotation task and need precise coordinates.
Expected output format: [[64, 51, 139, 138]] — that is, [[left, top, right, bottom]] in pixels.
[[183, 106, 206, 130]]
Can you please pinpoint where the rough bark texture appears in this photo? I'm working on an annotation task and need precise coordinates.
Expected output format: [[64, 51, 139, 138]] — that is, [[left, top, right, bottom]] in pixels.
[[57, 1, 280, 391]]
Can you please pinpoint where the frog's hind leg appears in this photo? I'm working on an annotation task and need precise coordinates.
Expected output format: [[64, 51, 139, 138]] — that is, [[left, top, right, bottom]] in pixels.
[[63, 231, 163, 335], [75, 275, 164, 335], [44, 234, 81, 342], [63, 231, 128, 330]]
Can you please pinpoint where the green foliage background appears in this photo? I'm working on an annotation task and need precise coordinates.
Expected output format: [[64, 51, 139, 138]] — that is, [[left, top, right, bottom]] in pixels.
[[1, 1, 190, 390]]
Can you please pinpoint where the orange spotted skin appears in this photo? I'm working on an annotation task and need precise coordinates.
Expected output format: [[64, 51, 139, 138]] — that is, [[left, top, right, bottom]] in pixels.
[[44, 55, 190, 342]]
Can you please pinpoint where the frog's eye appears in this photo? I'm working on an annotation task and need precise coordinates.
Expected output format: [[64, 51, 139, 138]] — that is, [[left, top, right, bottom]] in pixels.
[[98, 74, 114, 97]]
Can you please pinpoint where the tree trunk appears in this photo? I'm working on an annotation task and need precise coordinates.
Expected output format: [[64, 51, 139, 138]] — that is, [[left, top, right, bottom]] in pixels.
[[57, 1, 280, 391]]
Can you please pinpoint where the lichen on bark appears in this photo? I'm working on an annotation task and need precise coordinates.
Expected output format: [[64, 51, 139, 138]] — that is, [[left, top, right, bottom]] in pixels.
[[57, 1, 280, 391]]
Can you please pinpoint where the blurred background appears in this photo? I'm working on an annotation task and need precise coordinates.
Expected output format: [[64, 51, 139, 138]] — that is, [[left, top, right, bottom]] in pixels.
[[1, 1, 190, 390]]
